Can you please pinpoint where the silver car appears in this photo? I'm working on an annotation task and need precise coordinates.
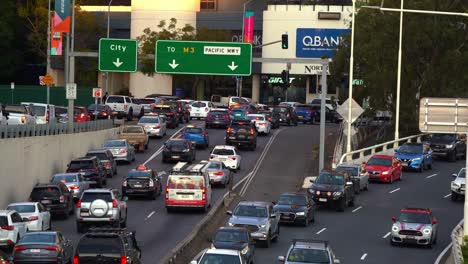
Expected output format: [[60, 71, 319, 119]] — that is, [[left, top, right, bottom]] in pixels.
[[390, 207, 439, 247], [75, 189, 128, 233], [103, 139, 136, 163], [227, 201, 280, 248], [336, 163, 369, 194], [451, 168, 465, 201], [138, 115, 167, 137], [202, 160, 232, 187], [278, 239, 341, 264], [51, 173, 91, 201]]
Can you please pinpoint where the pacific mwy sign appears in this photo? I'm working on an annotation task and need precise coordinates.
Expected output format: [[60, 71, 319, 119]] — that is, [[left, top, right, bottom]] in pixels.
[[204, 46, 241, 55]]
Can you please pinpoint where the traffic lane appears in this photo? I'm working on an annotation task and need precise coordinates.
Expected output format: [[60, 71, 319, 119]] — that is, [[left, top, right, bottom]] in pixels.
[[254, 159, 464, 263]]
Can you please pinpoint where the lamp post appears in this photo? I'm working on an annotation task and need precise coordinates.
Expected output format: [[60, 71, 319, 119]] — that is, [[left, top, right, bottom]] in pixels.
[[345, 0, 357, 159], [394, 0, 404, 148], [105, 0, 114, 95], [46, 0, 51, 74], [239, 0, 255, 98]]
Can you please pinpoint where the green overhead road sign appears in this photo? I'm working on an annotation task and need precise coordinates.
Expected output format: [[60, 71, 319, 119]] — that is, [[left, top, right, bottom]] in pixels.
[[99, 38, 138, 72], [155, 40, 252, 76]]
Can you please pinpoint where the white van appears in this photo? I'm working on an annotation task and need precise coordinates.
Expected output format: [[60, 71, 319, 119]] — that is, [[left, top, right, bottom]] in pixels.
[[21, 102, 56, 124], [165, 162, 212, 212]]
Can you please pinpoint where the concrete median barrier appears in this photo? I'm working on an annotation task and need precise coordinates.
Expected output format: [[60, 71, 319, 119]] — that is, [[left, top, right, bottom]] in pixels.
[[0, 128, 118, 208]]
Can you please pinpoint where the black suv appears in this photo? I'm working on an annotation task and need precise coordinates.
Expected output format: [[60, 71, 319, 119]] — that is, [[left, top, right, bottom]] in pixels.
[[85, 149, 117, 178], [122, 165, 163, 200], [151, 105, 179, 128], [273, 192, 315, 226], [259, 110, 280, 129], [74, 228, 141, 264], [226, 119, 258, 150], [165, 100, 188, 123], [29, 183, 74, 218], [428, 133, 466, 162], [308, 170, 355, 212], [66, 156, 107, 187], [162, 138, 196, 163], [273, 106, 298, 126]]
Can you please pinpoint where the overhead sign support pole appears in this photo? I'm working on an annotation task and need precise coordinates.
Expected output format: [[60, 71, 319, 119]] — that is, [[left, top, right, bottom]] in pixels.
[[318, 60, 328, 172]]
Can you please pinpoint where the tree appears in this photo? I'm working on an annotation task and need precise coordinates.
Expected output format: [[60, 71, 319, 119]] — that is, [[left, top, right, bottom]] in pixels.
[[0, 0, 23, 82], [330, 0, 468, 135]]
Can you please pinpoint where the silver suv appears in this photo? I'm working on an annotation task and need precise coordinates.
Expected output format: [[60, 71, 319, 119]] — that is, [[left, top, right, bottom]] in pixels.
[[278, 239, 341, 264], [75, 189, 128, 233]]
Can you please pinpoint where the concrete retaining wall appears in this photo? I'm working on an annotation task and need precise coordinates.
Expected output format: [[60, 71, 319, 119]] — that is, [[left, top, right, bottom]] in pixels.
[[0, 128, 118, 209]]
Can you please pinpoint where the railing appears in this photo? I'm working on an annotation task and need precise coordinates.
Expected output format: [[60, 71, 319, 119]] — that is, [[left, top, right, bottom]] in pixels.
[[332, 122, 345, 168], [452, 219, 464, 264], [0, 119, 115, 139], [338, 133, 426, 165]]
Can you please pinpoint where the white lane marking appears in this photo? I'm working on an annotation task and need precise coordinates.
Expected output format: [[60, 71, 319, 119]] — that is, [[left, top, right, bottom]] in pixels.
[[316, 228, 327, 234], [146, 211, 155, 220], [389, 188, 400, 194], [444, 193, 452, 198], [142, 126, 186, 165], [360, 253, 368, 260], [425, 173, 438, 179], [382, 232, 391, 239], [158, 171, 167, 177], [434, 242, 452, 264], [352, 206, 363, 213]]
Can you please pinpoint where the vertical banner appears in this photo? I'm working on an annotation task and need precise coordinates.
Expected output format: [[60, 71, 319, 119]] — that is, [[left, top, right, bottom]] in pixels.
[[54, 0, 71, 33], [243, 12, 254, 43], [51, 17, 63, 55]]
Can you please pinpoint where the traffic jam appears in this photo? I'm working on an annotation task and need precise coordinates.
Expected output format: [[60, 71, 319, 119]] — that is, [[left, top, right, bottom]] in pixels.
[[0, 94, 465, 264]]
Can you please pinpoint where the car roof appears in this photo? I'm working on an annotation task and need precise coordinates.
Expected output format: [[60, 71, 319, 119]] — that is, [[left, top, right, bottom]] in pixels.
[[402, 142, 423, 146], [53, 173, 80, 177], [87, 149, 108, 154], [83, 189, 113, 193], [213, 145, 236, 150], [72, 157, 95, 161], [336, 163, 360, 168], [291, 239, 328, 250], [218, 226, 249, 232], [205, 249, 240, 256], [237, 201, 270, 207], [0, 210, 13, 215], [401, 208, 431, 214], [280, 192, 307, 197], [8, 202, 37, 207], [211, 108, 228, 112], [34, 183, 61, 188], [371, 155, 393, 159]]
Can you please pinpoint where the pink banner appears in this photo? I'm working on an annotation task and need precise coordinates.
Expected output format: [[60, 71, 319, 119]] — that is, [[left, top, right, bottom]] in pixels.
[[244, 12, 254, 43]]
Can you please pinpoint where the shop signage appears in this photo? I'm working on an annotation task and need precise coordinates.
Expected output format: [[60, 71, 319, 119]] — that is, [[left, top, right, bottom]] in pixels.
[[296, 28, 350, 58]]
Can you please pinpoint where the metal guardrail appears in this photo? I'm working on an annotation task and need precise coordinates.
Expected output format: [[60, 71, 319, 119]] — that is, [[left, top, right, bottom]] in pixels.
[[338, 133, 426, 165], [451, 219, 464, 264], [0, 119, 114, 139]]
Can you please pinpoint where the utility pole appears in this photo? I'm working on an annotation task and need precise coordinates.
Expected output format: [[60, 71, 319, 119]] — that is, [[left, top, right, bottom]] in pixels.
[[67, 0, 76, 133], [46, 0, 51, 105], [105, 0, 114, 94], [318, 62, 328, 172]]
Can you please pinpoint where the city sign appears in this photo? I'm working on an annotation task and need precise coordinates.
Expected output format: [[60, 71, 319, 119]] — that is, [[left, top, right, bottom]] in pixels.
[[155, 40, 252, 76], [99, 38, 138, 72], [419, 97, 468, 134], [296, 28, 350, 58]]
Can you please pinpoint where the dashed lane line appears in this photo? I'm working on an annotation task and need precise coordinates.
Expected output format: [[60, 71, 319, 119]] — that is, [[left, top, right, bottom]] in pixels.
[[389, 188, 400, 194], [361, 253, 368, 261], [444, 193, 452, 198], [425, 173, 438, 179], [352, 206, 363, 213], [382, 232, 391, 239], [316, 228, 327, 235]]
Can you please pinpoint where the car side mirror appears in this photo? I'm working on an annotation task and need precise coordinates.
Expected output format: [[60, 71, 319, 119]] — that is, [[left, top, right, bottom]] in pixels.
[[391, 216, 396, 222], [190, 261, 197, 264], [334, 259, 341, 264], [226, 210, 233, 216], [207, 237, 212, 243], [310, 178, 315, 183], [452, 174, 457, 177], [362, 161, 367, 165], [394, 148, 399, 153], [278, 256, 285, 262]]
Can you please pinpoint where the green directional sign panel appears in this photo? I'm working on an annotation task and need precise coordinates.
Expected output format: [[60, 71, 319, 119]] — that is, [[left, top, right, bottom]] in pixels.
[[155, 40, 252, 76], [99, 38, 138, 72]]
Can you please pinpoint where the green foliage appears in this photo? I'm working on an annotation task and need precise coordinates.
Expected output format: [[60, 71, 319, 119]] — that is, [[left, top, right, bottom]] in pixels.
[[0, 0, 22, 81], [331, 0, 468, 135]]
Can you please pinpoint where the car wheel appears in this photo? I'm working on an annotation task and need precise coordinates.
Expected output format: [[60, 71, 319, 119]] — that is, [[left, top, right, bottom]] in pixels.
[[349, 197, 355, 207], [151, 191, 157, 200], [449, 151, 457, 162], [121, 213, 127, 228], [303, 216, 309, 227], [428, 162, 433, 170], [139, 109, 144, 118], [390, 238, 397, 246], [311, 212, 315, 223], [265, 231, 271, 248], [433, 234, 437, 245], [390, 174, 394, 184], [451, 191, 458, 201], [419, 164, 424, 173], [364, 182, 369, 191], [337, 199, 346, 212], [76, 222, 85, 233], [127, 109, 133, 121], [48, 220, 52, 230], [273, 225, 280, 242]]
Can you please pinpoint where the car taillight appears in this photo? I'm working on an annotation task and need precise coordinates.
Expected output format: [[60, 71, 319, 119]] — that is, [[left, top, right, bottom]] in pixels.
[[178, 106, 182, 111], [149, 180, 154, 187], [101, 111, 108, 116], [258, 122, 266, 126], [120, 149, 127, 154], [28, 216, 39, 221], [166, 187, 169, 199], [90, 167, 98, 172], [80, 113, 85, 118], [59, 195, 65, 203], [227, 127, 232, 134], [306, 110, 312, 113], [70, 185, 80, 190], [106, 162, 111, 168], [202, 187, 206, 200], [214, 171, 224, 176], [207, 114, 213, 118], [124, 104, 128, 111], [246, 111, 250, 114], [14, 246, 27, 252], [44, 246, 59, 251], [46, 113, 49, 122], [187, 105, 191, 110], [76, 199, 82, 208], [205, 107, 209, 112], [268, 117, 272, 121], [223, 115, 229, 119], [112, 199, 118, 208], [154, 125, 161, 129], [167, 112, 174, 116], [73, 256, 79, 264], [21, 116, 26, 123], [201, 133, 207, 137], [122, 180, 127, 187], [210, 155, 215, 159], [250, 128, 254, 135], [121, 256, 127, 264], [229, 156, 237, 160], [1, 225, 14, 231]]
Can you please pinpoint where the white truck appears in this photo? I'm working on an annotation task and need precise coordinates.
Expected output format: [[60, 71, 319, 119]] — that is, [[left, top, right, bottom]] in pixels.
[[210, 95, 251, 108], [105, 95, 144, 121], [4, 104, 36, 125]]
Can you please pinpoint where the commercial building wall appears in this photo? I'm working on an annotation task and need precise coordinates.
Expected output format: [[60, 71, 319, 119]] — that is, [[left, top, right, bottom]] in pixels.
[[0, 128, 118, 209]]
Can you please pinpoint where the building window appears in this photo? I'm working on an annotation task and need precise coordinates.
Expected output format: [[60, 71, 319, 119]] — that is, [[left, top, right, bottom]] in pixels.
[[200, 0, 216, 10]]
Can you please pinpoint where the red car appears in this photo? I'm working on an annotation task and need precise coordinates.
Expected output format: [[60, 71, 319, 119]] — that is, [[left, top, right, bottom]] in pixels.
[[74, 106, 91, 122], [364, 155, 402, 183]]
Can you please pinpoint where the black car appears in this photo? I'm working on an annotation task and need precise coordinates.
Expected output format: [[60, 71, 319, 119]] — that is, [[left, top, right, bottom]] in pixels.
[[151, 105, 179, 128], [310, 105, 342, 123], [273, 192, 315, 226], [226, 119, 258, 150], [29, 183, 74, 218], [272, 106, 298, 126], [428, 133, 466, 162], [162, 138, 196, 163], [66, 156, 107, 187], [87, 104, 115, 120], [259, 110, 280, 129], [308, 170, 355, 212], [12, 232, 74, 264], [74, 228, 141, 264], [122, 165, 163, 200], [210, 227, 255, 264], [164, 100, 188, 123], [85, 149, 117, 178]]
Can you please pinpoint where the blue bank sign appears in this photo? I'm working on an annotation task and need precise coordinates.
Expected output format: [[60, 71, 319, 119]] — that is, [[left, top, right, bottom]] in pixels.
[[296, 28, 350, 58]]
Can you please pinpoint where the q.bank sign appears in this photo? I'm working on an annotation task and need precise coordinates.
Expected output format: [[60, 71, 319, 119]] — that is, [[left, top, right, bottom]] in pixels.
[[296, 28, 350, 58]]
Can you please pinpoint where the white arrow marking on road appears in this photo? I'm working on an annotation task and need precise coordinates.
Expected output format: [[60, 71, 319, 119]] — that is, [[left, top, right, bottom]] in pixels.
[[360, 253, 368, 260], [425, 173, 438, 179], [389, 188, 400, 194], [444, 193, 452, 198], [113, 58, 123, 67], [382, 232, 391, 238], [352, 206, 363, 213], [316, 228, 327, 234], [228, 61, 238, 71], [169, 59, 179, 69]]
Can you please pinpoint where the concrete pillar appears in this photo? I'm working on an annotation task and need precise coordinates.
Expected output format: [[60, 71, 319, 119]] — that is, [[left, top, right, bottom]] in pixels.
[[306, 76, 314, 104], [252, 74, 260, 103]]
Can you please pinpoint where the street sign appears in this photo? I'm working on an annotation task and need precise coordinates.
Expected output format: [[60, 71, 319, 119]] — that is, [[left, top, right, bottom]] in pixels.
[[98, 38, 138, 72], [419, 97, 468, 134], [93, 88, 102, 98], [10, 82, 14, 90], [336, 98, 364, 124], [155, 40, 252, 76], [42, 74, 54, 86], [342, 122, 357, 136], [66, 83, 77, 100]]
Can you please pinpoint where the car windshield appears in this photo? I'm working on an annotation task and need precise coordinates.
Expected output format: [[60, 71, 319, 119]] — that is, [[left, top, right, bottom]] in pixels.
[[247, 115, 264, 121], [52, 175, 78, 183], [398, 212, 431, 224], [122, 126, 143, 133], [55, 107, 67, 115], [31, 187, 60, 200], [199, 254, 240, 264], [69, 160, 94, 170], [127, 171, 151, 178], [186, 127, 203, 134], [81, 193, 112, 203], [287, 248, 330, 263], [458, 169, 466, 178], [106, 96, 124, 103], [315, 173, 345, 185], [398, 144, 422, 154], [139, 117, 159, 124], [214, 230, 248, 243], [87, 153, 108, 161], [233, 205, 267, 218], [31, 105, 46, 116], [296, 105, 312, 110], [21, 233, 55, 243], [7, 204, 35, 213], [77, 237, 124, 254], [367, 157, 392, 166], [104, 140, 126, 148], [273, 107, 287, 113], [208, 162, 222, 170], [88, 104, 104, 111], [167, 176, 204, 189], [336, 166, 359, 176], [277, 195, 307, 206], [213, 149, 234, 156], [192, 102, 207, 107], [431, 134, 456, 142]]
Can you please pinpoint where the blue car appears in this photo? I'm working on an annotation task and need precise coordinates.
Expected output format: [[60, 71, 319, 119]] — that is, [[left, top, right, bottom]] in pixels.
[[295, 104, 319, 124], [394, 142, 433, 172], [180, 125, 209, 149]]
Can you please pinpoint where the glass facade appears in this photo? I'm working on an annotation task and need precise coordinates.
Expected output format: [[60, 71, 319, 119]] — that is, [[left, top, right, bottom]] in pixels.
[[200, 0, 217, 10], [260, 75, 307, 105]]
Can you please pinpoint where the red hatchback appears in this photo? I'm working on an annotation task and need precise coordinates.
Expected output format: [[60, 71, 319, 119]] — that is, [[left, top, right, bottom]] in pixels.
[[74, 106, 91, 122], [364, 155, 402, 183]]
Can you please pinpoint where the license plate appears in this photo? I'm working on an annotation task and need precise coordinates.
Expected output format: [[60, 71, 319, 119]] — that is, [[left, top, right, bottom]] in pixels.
[[172, 156, 180, 159], [319, 198, 327, 202], [298, 116, 304, 118], [134, 184, 142, 188], [238, 135, 245, 139], [229, 137, 236, 139], [402, 162, 408, 166], [235, 114, 241, 116], [180, 195, 190, 199], [195, 113, 200, 116], [406, 236, 415, 239], [30, 249, 40, 253], [41, 200, 51, 204], [80, 212, 90, 217]]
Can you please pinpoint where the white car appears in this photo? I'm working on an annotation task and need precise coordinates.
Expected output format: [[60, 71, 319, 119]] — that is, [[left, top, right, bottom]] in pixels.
[[210, 145, 241, 171], [7, 202, 51, 231], [190, 101, 214, 119], [246, 114, 271, 135], [0, 210, 28, 248], [138, 115, 167, 137], [21, 102, 56, 124], [191, 248, 247, 264], [451, 168, 466, 201]]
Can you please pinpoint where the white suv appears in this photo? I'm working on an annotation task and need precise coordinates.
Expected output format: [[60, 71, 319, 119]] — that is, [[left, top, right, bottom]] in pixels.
[[105, 95, 143, 121], [0, 210, 28, 249], [210, 145, 241, 171], [190, 101, 214, 119]]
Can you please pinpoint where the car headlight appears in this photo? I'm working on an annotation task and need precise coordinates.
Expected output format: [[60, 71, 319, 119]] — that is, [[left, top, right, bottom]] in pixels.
[[183, 149, 190, 152], [315, 190, 321, 195], [333, 192, 342, 196], [422, 228, 432, 235], [259, 224, 267, 229], [452, 182, 461, 188], [296, 212, 305, 216], [446, 144, 453, 149], [382, 171, 390, 175], [392, 225, 400, 233], [241, 246, 249, 255], [228, 222, 234, 227]]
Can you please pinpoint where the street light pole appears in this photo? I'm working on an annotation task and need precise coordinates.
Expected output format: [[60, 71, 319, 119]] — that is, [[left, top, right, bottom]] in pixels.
[[46, 0, 51, 74], [346, 0, 357, 160], [105, 0, 113, 95], [394, 0, 404, 148]]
